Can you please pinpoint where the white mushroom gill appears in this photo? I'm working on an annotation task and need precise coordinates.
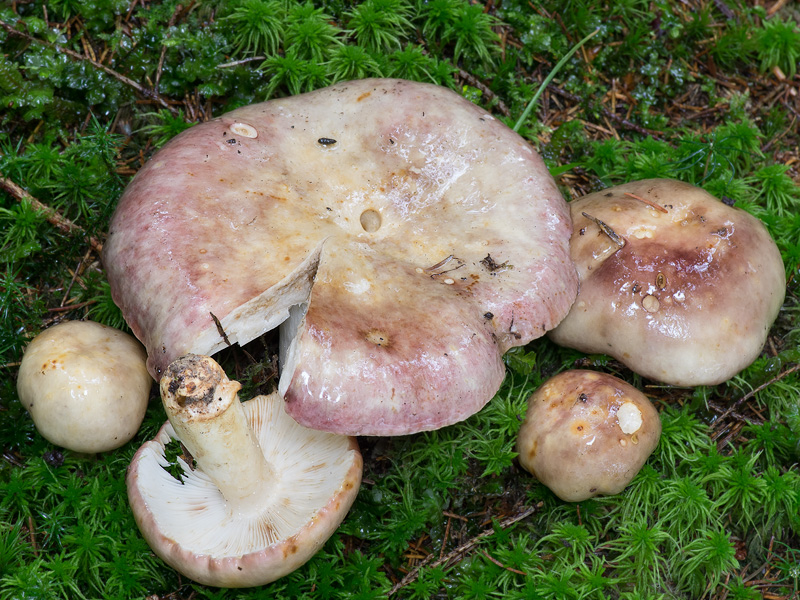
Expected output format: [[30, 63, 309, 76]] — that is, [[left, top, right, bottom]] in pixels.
[[133, 394, 357, 557]]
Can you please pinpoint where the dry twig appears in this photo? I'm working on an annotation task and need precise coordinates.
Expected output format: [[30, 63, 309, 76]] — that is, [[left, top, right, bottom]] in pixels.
[[711, 363, 800, 442], [0, 174, 103, 253], [457, 68, 512, 118], [388, 502, 542, 596], [546, 83, 666, 140]]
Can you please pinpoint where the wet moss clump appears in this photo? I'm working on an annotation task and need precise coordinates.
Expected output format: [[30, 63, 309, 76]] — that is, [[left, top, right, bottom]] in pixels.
[[1, 1, 799, 598]]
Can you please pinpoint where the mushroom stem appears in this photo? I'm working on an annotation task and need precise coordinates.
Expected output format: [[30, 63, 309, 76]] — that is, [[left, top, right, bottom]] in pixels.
[[160, 354, 275, 516]]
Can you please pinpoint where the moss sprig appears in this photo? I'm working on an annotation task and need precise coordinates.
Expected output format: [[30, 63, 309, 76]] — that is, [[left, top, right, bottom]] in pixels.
[[221, 0, 286, 57], [346, 0, 414, 53], [756, 16, 800, 78], [1, 1, 798, 598]]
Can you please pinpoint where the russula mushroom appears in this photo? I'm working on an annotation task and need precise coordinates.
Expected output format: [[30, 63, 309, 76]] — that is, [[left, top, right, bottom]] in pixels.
[[126, 354, 362, 588], [16, 320, 151, 453], [517, 369, 661, 502], [103, 78, 578, 436], [549, 178, 785, 386]]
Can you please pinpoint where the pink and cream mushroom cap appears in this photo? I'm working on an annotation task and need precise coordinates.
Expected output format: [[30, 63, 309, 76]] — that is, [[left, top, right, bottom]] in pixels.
[[16, 320, 151, 453], [103, 78, 578, 436], [517, 369, 661, 502], [126, 354, 362, 588], [548, 179, 785, 386]]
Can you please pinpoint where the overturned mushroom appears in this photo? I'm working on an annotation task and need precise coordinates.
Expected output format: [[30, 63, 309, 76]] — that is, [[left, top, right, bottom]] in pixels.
[[549, 179, 785, 386], [126, 354, 362, 588], [17, 320, 151, 453], [104, 78, 578, 435], [517, 370, 661, 502]]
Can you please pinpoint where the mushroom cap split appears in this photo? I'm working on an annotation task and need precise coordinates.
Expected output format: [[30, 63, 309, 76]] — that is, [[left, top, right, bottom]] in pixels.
[[16, 320, 151, 453], [104, 78, 578, 436], [548, 179, 786, 386], [127, 355, 362, 588], [517, 369, 661, 502]]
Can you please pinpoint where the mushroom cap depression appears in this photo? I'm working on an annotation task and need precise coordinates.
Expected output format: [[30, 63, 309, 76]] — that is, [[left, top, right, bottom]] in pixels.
[[548, 179, 785, 386], [127, 389, 362, 588], [104, 78, 578, 436], [517, 369, 661, 502], [16, 320, 151, 453]]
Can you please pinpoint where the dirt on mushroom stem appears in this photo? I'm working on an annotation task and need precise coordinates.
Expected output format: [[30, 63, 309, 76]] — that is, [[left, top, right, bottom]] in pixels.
[[160, 354, 275, 513], [127, 352, 363, 587]]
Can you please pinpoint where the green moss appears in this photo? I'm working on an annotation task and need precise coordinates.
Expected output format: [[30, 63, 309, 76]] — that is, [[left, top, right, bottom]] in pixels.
[[1, 0, 799, 597]]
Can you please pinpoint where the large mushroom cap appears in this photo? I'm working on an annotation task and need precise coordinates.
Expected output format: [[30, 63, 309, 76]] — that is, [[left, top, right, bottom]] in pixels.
[[127, 355, 362, 588], [517, 369, 661, 502], [548, 179, 785, 386], [104, 78, 577, 435]]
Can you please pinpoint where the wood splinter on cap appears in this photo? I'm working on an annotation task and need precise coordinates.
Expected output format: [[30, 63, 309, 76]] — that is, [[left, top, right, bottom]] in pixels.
[[624, 191, 668, 213], [581, 212, 625, 248]]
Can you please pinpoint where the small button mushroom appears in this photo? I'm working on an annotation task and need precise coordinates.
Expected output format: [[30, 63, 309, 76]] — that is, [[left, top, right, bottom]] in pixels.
[[517, 370, 661, 502], [16, 320, 152, 453], [549, 178, 786, 386], [126, 354, 362, 588]]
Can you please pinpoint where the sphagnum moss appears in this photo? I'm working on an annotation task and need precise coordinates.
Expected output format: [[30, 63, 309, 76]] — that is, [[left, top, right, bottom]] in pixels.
[[1, 1, 799, 599]]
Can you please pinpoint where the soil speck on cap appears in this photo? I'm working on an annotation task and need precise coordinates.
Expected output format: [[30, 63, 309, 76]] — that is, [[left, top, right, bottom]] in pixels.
[[365, 329, 390, 347], [480, 254, 508, 273], [528, 440, 538, 460]]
